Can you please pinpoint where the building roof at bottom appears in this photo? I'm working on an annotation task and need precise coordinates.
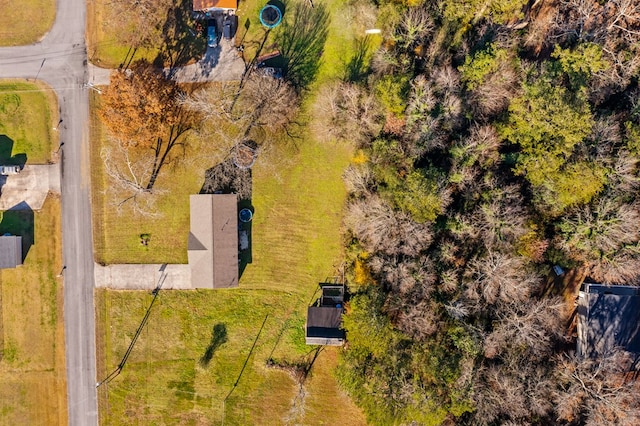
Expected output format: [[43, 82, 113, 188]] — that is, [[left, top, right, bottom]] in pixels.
[[193, 0, 237, 11], [578, 284, 640, 358], [188, 194, 238, 289], [306, 306, 345, 344], [0, 235, 22, 269]]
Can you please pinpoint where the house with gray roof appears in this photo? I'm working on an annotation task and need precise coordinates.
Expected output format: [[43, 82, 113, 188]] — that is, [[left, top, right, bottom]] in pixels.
[[188, 194, 238, 289], [577, 283, 640, 361]]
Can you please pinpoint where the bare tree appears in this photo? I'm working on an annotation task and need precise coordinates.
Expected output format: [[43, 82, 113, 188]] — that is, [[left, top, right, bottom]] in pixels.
[[344, 195, 433, 256], [393, 7, 434, 50], [311, 81, 383, 145], [100, 138, 167, 217], [484, 297, 565, 361], [462, 251, 541, 311], [558, 199, 640, 259], [554, 351, 640, 425], [342, 163, 373, 197]]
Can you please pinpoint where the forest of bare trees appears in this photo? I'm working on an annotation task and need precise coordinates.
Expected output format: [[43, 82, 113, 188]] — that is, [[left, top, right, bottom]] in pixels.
[[334, 0, 640, 424]]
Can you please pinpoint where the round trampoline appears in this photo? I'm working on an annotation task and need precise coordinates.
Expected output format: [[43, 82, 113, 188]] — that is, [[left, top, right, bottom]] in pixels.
[[239, 208, 253, 223], [259, 4, 283, 28]]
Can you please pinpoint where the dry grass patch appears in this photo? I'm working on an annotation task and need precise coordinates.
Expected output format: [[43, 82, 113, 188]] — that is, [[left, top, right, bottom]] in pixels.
[[0, 195, 67, 425], [0, 0, 55, 46]]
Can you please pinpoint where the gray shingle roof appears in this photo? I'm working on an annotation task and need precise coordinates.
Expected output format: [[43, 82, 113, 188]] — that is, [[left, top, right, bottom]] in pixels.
[[188, 194, 238, 289]]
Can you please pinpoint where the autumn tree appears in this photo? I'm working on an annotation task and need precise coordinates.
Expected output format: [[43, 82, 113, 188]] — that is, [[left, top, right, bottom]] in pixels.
[[99, 60, 196, 213]]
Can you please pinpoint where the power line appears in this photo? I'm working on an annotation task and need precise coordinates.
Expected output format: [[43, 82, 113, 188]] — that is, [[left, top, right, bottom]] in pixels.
[[96, 269, 168, 387]]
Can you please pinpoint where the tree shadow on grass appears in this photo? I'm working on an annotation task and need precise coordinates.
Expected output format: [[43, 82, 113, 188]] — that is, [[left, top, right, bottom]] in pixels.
[[274, 1, 330, 90], [200, 323, 228, 367], [344, 36, 372, 83], [0, 201, 34, 264], [0, 135, 27, 167], [156, 0, 207, 69], [0, 135, 27, 198], [200, 157, 254, 279]]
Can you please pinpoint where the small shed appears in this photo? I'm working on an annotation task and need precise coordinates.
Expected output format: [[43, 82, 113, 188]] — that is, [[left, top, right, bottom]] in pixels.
[[0, 235, 22, 269], [577, 283, 640, 361], [306, 283, 346, 346]]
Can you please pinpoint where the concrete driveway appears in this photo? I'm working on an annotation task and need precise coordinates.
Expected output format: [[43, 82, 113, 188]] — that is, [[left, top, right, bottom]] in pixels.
[[94, 263, 192, 290], [0, 164, 61, 210], [167, 40, 245, 83]]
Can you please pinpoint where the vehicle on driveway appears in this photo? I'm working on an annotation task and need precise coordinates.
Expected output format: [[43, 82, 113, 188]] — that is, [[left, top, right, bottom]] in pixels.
[[223, 15, 237, 40], [0, 165, 20, 175], [207, 20, 218, 48]]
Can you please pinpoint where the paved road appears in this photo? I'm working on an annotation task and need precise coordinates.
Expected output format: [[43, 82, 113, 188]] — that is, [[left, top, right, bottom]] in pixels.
[[0, 0, 98, 424]]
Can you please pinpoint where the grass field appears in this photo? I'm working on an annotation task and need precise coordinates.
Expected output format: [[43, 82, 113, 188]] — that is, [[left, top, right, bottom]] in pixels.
[[90, 92, 199, 264], [93, 0, 373, 423], [95, 137, 366, 424], [86, 0, 157, 69], [0, 80, 58, 164], [0, 195, 67, 425], [0, 0, 55, 46]]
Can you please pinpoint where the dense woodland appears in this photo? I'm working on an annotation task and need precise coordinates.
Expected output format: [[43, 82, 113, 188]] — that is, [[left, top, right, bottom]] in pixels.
[[330, 0, 640, 424]]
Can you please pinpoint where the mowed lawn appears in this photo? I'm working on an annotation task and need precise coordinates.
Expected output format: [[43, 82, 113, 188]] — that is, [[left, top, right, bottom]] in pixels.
[[95, 132, 366, 424], [0, 0, 55, 46], [86, 0, 157, 68], [94, 0, 370, 423], [0, 195, 67, 425], [0, 80, 58, 164]]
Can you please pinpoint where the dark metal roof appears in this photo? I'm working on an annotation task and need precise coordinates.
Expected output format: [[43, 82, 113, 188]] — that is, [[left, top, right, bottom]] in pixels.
[[306, 306, 345, 345], [578, 283, 640, 358]]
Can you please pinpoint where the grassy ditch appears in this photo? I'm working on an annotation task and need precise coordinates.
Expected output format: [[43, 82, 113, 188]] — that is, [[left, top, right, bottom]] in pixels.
[[0, 0, 55, 46], [0, 195, 67, 425], [0, 80, 58, 164]]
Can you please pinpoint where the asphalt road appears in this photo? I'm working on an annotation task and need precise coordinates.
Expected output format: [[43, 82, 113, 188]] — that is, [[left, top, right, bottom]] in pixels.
[[0, 0, 98, 424]]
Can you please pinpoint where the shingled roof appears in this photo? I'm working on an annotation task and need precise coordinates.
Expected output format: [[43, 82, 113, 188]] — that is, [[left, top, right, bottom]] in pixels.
[[193, 0, 237, 11], [188, 194, 238, 289]]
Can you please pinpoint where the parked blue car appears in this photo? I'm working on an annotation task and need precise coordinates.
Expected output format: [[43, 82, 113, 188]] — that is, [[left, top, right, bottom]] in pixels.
[[207, 20, 218, 48]]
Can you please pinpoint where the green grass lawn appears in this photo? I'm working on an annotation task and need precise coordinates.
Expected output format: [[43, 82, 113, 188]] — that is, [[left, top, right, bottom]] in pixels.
[[86, 0, 158, 69], [94, 0, 374, 423], [95, 136, 366, 424], [0, 80, 58, 164], [0, 0, 55, 46], [0, 195, 67, 426]]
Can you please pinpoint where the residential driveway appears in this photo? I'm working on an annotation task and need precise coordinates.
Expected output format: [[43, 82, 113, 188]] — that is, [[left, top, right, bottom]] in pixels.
[[167, 41, 245, 83], [0, 164, 61, 210], [94, 263, 192, 290], [88, 41, 245, 86]]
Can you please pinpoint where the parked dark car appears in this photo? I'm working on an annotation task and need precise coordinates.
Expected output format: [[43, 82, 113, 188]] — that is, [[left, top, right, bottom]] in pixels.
[[223, 15, 237, 40], [207, 20, 218, 48]]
